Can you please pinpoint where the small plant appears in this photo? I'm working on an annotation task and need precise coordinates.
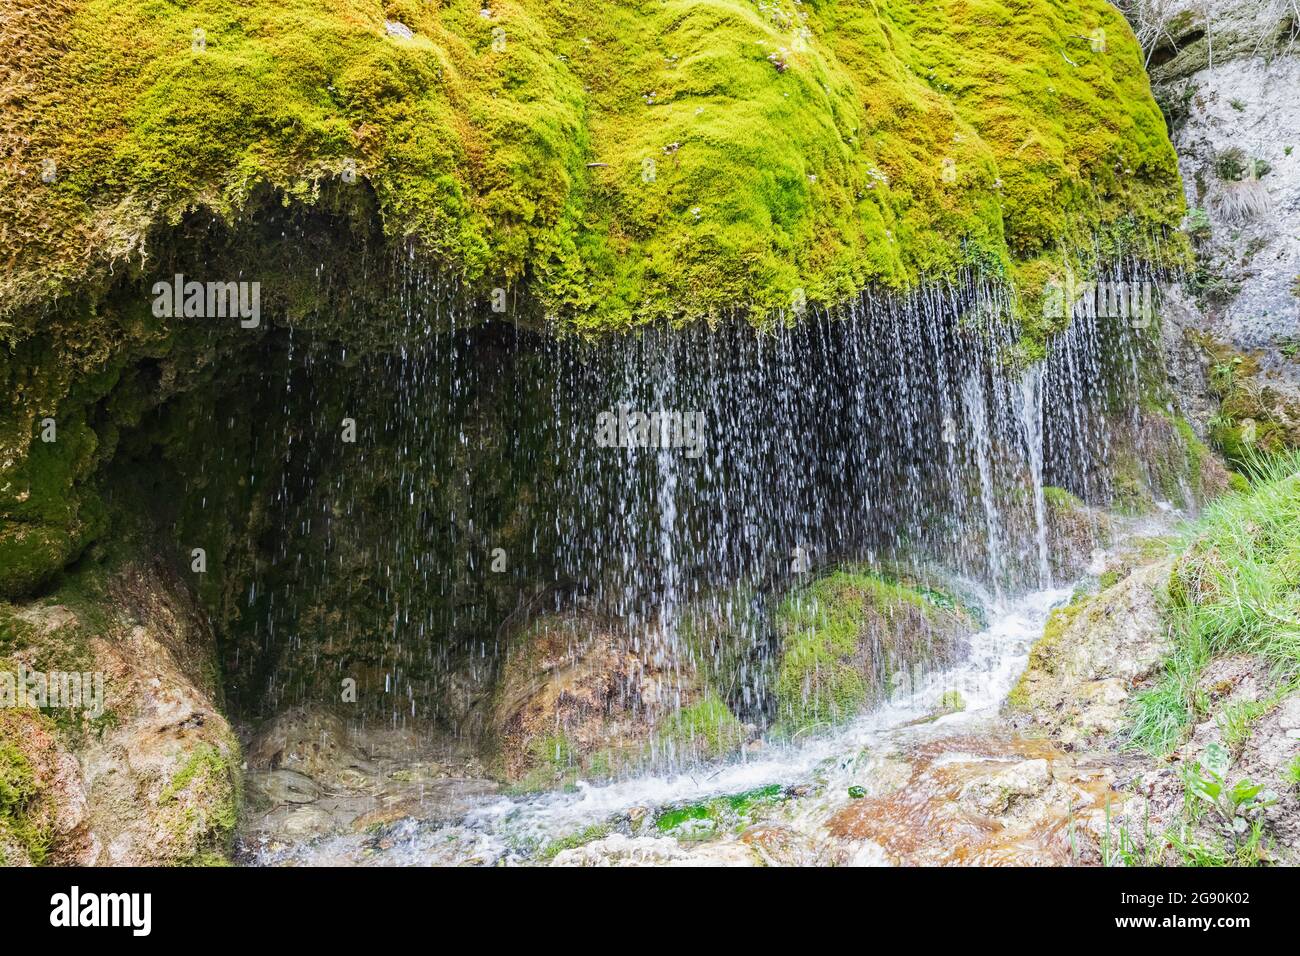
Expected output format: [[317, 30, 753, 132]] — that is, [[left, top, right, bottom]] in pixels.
[[1100, 800, 1165, 866], [1285, 753, 1300, 789], [1210, 355, 1244, 394], [1214, 148, 1270, 182], [1215, 149, 1247, 181], [1230, 98, 1246, 112], [1216, 698, 1268, 752], [1167, 824, 1230, 866], [1183, 206, 1212, 242], [1186, 743, 1277, 850]]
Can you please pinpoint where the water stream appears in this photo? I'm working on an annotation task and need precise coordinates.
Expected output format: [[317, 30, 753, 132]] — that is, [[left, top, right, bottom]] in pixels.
[[249, 582, 1077, 866]]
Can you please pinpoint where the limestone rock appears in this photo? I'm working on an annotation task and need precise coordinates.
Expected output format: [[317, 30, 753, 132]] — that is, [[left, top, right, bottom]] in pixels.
[[958, 759, 1052, 815], [1006, 559, 1175, 746], [485, 611, 743, 788]]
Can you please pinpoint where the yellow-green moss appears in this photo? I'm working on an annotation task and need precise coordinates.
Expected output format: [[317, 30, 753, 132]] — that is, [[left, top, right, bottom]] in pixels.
[[0, 738, 48, 863], [157, 739, 242, 865], [0, 715, 54, 865], [1201, 342, 1300, 468], [2, 0, 1184, 334], [1042, 485, 1083, 511], [774, 568, 972, 734]]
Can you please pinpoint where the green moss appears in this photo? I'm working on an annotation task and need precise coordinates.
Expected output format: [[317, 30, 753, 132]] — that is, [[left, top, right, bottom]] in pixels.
[[1199, 341, 1300, 469], [537, 820, 616, 861], [1174, 416, 1208, 491], [774, 567, 971, 734], [0, 0, 1191, 609], [158, 740, 241, 865], [655, 691, 745, 760], [1032, 599, 1086, 675], [1006, 596, 1087, 710], [1109, 439, 1162, 515], [1042, 485, 1083, 511], [0, 722, 53, 865], [939, 689, 966, 712], [508, 732, 583, 794], [3, 0, 1184, 334]]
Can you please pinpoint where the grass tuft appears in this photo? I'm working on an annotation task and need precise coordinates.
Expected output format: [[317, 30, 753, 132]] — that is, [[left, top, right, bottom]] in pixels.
[[1129, 451, 1300, 755]]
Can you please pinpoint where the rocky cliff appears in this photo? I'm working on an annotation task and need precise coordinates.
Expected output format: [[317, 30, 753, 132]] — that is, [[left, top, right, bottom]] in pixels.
[[0, 0, 1234, 867], [1129, 0, 1300, 456]]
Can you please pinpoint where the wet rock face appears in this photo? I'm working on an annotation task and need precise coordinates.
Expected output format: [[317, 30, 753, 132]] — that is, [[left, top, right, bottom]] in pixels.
[[238, 705, 497, 852], [825, 734, 1121, 866], [0, 562, 240, 865], [772, 570, 975, 735], [0, 710, 89, 865], [548, 832, 759, 868], [485, 612, 745, 788]]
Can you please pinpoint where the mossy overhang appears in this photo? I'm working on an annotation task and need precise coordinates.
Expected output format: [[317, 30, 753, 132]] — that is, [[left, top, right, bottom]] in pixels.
[[3, 0, 1186, 337]]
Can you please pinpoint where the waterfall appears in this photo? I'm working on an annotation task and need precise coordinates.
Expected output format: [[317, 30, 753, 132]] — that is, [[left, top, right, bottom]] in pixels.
[[201, 269, 1150, 726], [962, 370, 1006, 599], [1016, 364, 1052, 588]]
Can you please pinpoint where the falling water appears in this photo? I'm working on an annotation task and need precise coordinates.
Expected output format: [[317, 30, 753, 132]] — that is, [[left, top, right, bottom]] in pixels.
[[165, 264, 1155, 734], [138, 228, 1170, 835], [248, 581, 1077, 867], [1015, 364, 1051, 588]]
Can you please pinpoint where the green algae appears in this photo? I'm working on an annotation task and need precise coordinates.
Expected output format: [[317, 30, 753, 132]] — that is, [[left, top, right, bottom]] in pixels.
[[654, 783, 784, 838]]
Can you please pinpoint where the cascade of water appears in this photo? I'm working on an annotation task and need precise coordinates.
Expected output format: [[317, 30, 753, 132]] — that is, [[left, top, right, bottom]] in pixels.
[[1015, 364, 1052, 587], [188, 257, 1154, 736], [961, 370, 1005, 599]]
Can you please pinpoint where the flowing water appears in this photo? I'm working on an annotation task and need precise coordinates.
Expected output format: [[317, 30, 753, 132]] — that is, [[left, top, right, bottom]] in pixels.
[[189, 256, 1174, 865], [247, 582, 1095, 866], [200, 270, 1156, 724]]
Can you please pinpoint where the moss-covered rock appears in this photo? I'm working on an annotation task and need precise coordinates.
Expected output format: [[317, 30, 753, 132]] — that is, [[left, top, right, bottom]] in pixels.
[[1202, 344, 1300, 467], [0, 713, 56, 865], [773, 568, 974, 735], [0, 559, 242, 864], [1101, 404, 1233, 514], [2, 0, 1184, 333], [1041, 484, 1112, 578]]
